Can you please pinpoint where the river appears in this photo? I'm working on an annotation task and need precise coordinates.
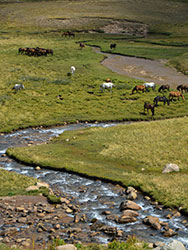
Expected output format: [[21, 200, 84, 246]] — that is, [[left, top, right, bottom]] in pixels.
[[0, 123, 188, 247]]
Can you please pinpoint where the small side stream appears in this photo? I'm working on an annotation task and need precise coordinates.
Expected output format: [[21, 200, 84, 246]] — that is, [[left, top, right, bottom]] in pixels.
[[93, 47, 188, 89], [0, 123, 188, 247]]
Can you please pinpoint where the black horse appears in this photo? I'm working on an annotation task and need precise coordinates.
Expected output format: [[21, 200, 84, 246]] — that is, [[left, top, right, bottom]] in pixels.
[[158, 84, 170, 92], [153, 96, 170, 106], [110, 43, 116, 50], [144, 102, 155, 116], [177, 84, 188, 93]]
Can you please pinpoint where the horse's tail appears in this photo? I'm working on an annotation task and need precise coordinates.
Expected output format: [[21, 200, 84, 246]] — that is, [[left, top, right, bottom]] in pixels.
[[132, 86, 136, 94], [158, 86, 162, 92]]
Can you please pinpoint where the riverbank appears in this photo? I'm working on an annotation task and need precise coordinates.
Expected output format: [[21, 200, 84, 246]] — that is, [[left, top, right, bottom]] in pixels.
[[7, 117, 188, 213]]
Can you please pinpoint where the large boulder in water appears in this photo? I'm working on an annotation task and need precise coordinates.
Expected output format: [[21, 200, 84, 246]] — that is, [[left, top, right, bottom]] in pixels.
[[119, 200, 141, 211], [143, 215, 161, 230]]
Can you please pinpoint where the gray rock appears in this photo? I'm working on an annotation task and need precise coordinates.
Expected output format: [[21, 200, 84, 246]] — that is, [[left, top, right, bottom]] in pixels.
[[167, 239, 186, 250], [162, 163, 179, 173]]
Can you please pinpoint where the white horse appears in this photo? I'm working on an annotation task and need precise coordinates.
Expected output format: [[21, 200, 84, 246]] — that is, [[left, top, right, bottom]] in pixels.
[[71, 66, 76, 74], [12, 84, 25, 92], [143, 82, 156, 91], [100, 82, 114, 92]]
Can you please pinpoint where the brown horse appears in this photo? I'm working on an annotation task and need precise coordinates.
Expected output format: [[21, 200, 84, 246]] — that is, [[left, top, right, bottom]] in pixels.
[[158, 84, 170, 92], [132, 85, 146, 94], [80, 42, 85, 49], [144, 102, 155, 116], [169, 91, 185, 101], [177, 84, 188, 93], [62, 31, 75, 37]]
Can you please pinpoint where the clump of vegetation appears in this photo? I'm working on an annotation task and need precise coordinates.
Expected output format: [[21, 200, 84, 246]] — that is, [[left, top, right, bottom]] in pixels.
[[0, 237, 150, 250]]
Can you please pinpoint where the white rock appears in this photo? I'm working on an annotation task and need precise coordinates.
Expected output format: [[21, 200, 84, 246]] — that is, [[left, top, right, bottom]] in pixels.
[[162, 163, 179, 173], [25, 186, 39, 192], [37, 182, 49, 188], [56, 244, 77, 250]]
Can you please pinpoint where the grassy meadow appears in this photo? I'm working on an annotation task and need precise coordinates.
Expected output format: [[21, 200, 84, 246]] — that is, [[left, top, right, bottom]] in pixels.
[[0, 1, 188, 132], [0, 31, 188, 133], [7, 116, 188, 212]]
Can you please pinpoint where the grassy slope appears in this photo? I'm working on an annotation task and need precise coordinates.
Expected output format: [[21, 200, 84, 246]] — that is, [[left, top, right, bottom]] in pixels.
[[7, 116, 188, 212]]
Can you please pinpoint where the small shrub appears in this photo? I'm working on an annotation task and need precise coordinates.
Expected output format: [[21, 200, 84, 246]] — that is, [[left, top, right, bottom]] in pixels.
[[47, 194, 62, 204]]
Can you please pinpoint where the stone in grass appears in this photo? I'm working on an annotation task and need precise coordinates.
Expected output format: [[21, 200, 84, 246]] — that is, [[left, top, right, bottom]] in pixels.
[[56, 244, 77, 250], [162, 163, 180, 173]]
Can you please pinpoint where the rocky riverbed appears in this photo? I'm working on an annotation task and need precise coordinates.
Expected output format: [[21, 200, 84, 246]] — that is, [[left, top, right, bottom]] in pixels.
[[0, 124, 188, 249]]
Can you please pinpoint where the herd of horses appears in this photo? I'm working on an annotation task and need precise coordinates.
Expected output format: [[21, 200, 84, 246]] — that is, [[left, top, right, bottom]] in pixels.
[[18, 47, 53, 56], [131, 83, 186, 116], [16, 32, 187, 117]]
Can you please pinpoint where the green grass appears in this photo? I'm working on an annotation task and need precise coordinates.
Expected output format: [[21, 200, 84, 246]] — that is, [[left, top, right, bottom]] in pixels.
[[0, 168, 37, 196], [0, 31, 188, 133], [7, 116, 188, 212], [0, 0, 187, 132]]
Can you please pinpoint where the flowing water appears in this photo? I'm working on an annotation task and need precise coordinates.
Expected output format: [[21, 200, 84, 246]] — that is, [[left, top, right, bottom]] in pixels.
[[0, 123, 188, 247]]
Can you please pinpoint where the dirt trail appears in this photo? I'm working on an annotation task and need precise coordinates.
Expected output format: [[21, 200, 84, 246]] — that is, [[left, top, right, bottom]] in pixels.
[[94, 47, 188, 89]]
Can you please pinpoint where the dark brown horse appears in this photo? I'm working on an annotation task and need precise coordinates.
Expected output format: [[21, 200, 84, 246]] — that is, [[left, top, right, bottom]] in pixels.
[[132, 85, 146, 94], [158, 84, 170, 92], [169, 91, 185, 101], [144, 102, 155, 116], [153, 96, 170, 106], [110, 43, 116, 50], [177, 84, 188, 93], [62, 31, 75, 37], [80, 42, 85, 49]]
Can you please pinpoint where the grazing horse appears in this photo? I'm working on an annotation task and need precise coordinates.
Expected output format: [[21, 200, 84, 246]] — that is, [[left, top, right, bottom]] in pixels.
[[144, 102, 155, 116], [143, 82, 156, 91], [12, 84, 25, 93], [100, 82, 114, 92], [80, 43, 85, 49], [110, 43, 116, 50], [158, 84, 170, 92], [71, 66, 76, 74], [177, 84, 188, 93], [169, 91, 185, 101], [153, 96, 170, 106], [46, 49, 53, 56], [132, 85, 146, 94], [62, 31, 75, 37]]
